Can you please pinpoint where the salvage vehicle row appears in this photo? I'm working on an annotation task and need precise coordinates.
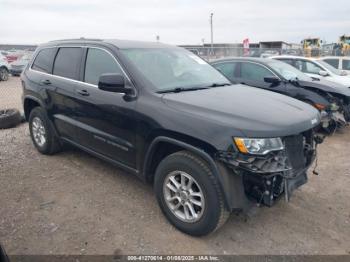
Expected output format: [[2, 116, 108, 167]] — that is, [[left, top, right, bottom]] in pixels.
[[211, 57, 350, 133]]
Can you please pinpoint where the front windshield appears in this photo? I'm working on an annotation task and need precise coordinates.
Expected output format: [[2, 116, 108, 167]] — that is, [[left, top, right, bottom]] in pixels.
[[121, 48, 230, 91], [317, 60, 343, 75], [267, 60, 311, 81]]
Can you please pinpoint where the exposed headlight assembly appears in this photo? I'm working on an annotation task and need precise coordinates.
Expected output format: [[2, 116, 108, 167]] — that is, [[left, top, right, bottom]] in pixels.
[[234, 137, 284, 155]]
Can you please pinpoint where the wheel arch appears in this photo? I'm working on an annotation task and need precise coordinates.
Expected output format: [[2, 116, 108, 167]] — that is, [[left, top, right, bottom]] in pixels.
[[143, 135, 232, 209], [0, 65, 9, 70], [23, 96, 44, 121]]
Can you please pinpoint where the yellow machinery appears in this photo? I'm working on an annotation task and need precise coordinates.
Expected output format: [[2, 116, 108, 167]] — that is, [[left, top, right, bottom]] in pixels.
[[339, 35, 350, 56], [301, 38, 321, 57]]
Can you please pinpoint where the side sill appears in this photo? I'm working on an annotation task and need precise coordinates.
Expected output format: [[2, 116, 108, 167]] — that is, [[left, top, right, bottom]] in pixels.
[[61, 137, 139, 176]]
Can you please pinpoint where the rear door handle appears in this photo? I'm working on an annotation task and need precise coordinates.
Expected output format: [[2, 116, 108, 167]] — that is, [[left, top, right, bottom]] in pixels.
[[41, 79, 51, 85], [76, 89, 90, 96]]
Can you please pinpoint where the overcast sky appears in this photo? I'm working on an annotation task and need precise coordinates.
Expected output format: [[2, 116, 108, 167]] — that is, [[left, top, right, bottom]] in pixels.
[[0, 0, 349, 45]]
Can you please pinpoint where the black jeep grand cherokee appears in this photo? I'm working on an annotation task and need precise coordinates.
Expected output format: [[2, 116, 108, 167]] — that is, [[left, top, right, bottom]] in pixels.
[[21, 39, 321, 236]]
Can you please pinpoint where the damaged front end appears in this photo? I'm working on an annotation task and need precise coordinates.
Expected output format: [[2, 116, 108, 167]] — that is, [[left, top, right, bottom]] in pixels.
[[217, 129, 323, 207], [321, 95, 350, 132]]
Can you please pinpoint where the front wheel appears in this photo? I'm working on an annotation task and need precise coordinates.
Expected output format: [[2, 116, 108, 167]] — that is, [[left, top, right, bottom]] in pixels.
[[154, 151, 229, 236]]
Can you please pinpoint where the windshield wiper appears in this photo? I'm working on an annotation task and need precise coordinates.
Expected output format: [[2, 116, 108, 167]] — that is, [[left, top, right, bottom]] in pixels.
[[157, 86, 210, 94], [207, 82, 231, 87]]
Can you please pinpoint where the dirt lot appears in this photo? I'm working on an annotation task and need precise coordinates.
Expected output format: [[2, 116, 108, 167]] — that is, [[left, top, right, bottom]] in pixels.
[[0, 77, 350, 255]]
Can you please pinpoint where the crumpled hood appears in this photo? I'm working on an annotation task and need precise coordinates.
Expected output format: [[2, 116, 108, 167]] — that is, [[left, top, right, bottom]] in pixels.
[[162, 85, 320, 137], [297, 79, 350, 97]]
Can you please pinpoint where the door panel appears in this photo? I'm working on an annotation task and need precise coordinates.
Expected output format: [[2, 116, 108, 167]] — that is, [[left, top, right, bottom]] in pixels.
[[72, 47, 138, 169], [48, 47, 83, 141], [73, 83, 137, 168]]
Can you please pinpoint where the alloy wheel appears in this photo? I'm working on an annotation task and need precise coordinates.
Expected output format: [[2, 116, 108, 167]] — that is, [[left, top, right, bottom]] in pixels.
[[32, 117, 47, 147], [163, 170, 205, 223]]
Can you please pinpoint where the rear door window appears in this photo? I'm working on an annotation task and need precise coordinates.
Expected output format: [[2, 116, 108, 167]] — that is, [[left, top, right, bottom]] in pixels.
[[241, 62, 274, 82], [213, 62, 238, 82], [84, 48, 123, 85], [295, 60, 322, 74], [323, 59, 339, 69], [53, 47, 82, 80], [32, 48, 57, 73]]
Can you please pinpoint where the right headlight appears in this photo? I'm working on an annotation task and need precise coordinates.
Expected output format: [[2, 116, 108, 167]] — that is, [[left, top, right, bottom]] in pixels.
[[233, 137, 284, 155]]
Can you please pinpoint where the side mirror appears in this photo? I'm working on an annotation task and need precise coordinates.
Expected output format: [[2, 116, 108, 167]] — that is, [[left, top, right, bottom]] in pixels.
[[318, 70, 329, 77], [340, 70, 348, 76], [264, 76, 281, 84], [98, 73, 132, 94]]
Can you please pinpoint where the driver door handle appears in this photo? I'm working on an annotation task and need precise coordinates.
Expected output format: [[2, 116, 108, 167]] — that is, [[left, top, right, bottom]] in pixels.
[[76, 89, 90, 96], [41, 79, 51, 85]]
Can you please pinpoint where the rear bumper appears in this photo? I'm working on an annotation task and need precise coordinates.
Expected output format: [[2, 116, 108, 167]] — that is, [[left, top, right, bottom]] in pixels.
[[9, 68, 23, 75]]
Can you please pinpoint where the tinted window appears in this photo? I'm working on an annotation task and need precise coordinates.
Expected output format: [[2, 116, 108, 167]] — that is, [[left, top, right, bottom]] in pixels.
[[294, 60, 322, 74], [53, 48, 82, 80], [213, 62, 237, 82], [278, 59, 294, 66], [342, 59, 350, 70], [84, 48, 122, 85], [324, 59, 339, 69], [241, 62, 274, 82], [32, 48, 57, 73]]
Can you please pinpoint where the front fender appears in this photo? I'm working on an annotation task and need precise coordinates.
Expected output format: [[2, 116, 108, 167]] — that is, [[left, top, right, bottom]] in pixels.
[[144, 136, 244, 211]]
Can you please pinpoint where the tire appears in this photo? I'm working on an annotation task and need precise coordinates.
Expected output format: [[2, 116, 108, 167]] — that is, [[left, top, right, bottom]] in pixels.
[[154, 150, 229, 236], [0, 67, 9, 81], [0, 244, 9, 262], [0, 109, 21, 129], [28, 107, 61, 155]]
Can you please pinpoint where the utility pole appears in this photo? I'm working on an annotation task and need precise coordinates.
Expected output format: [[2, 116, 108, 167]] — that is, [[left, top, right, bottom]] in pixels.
[[210, 13, 214, 58]]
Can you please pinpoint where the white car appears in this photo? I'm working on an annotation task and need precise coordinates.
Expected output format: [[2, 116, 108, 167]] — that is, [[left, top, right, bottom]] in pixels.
[[0, 53, 10, 81], [270, 55, 350, 87], [319, 56, 350, 75]]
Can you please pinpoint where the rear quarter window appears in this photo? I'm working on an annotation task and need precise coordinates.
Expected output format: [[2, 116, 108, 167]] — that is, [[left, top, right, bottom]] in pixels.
[[31, 48, 57, 73]]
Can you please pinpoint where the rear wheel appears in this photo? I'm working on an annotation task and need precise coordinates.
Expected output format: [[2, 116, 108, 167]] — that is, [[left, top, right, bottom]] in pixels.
[[29, 107, 61, 155], [154, 151, 229, 236], [0, 67, 9, 81]]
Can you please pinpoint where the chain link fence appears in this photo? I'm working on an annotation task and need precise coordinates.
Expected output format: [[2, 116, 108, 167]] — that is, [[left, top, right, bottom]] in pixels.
[[184, 47, 350, 61]]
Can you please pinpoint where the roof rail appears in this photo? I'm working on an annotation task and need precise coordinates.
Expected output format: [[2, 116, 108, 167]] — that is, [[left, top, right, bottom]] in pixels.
[[49, 37, 103, 42]]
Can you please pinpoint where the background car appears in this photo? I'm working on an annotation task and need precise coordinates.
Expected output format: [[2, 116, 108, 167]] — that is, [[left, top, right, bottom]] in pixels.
[[270, 55, 350, 87], [9, 54, 32, 76], [320, 56, 350, 75], [0, 53, 10, 81], [211, 57, 350, 131]]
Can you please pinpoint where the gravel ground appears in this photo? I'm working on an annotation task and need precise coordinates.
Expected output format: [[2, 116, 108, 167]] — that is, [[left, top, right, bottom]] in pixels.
[[0, 76, 22, 111], [0, 77, 350, 255]]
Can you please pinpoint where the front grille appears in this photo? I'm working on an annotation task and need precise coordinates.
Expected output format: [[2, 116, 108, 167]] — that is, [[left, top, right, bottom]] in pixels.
[[284, 135, 306, 171]]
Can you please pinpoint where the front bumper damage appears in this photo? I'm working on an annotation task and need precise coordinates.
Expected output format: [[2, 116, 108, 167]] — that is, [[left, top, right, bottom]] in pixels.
[[325, 98, 350, 130], [217, 130, 322, 208]]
